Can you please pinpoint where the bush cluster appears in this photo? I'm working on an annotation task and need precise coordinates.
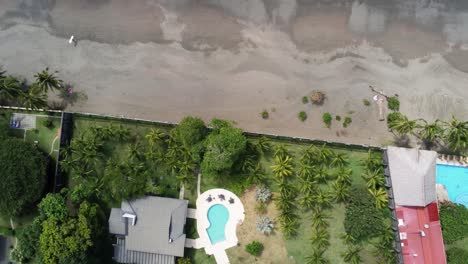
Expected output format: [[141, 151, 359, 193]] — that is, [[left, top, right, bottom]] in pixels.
[[298, 111, 307, 122], [387, 96, 400, 111], [323, 113, 332, 128], [344, 187, 385, 242], [439, 202, 468, 244], [245, 241, 264, 256]]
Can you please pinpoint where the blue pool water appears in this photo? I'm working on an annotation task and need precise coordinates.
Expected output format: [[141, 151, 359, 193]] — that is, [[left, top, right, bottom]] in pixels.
[[206, 204, 230, 244], [436, 164, 468, 207]]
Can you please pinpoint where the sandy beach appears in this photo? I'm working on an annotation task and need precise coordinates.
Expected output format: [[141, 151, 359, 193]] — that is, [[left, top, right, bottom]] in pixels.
[[0, 0, 467, 146]]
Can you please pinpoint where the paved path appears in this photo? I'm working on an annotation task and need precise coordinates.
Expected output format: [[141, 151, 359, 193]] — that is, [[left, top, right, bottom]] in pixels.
[[187, 208, 197, 219]]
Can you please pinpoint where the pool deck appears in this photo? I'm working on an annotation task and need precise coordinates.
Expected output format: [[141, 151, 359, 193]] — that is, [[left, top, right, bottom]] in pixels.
[[194, 189, 245, 264], [436, 155, 468, 167]]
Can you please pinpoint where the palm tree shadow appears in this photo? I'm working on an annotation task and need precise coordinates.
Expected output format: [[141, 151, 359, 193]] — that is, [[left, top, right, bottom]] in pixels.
[[392, 135, 411, 148]]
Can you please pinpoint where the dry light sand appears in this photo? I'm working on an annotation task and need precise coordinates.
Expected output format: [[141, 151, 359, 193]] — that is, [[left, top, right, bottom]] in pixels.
[[0, 0, 467, 146]]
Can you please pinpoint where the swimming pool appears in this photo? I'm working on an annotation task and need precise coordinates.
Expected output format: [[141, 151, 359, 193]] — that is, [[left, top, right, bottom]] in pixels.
[[436, 164, 468, 207], [206, 204, 230, 244]]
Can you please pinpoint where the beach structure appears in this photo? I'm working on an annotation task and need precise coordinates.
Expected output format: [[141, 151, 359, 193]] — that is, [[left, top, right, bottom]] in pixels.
[[109, 196, 188, 264], [384, 147, 446, 264]]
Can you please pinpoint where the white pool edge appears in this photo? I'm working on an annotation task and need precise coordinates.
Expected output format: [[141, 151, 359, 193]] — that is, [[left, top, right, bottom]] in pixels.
[[195, 188, 245, 264]]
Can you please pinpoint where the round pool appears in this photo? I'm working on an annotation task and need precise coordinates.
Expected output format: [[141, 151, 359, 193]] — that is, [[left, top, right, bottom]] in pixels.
[[206, 204, 230, 244]]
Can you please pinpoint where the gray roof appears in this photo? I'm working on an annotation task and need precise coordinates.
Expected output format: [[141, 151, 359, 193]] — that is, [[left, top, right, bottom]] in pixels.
[[109, 196, 188, 258], [386, 146, 437, 207], [114, 237, 175, 264], [109, 208, 127, 236]]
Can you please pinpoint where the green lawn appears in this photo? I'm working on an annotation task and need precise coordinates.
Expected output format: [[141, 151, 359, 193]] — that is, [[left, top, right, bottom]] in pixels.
[[25, 116, 61, 160]]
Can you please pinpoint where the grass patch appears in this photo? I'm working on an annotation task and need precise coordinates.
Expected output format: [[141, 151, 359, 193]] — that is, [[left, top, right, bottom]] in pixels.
[[184, 248, 216, 264]]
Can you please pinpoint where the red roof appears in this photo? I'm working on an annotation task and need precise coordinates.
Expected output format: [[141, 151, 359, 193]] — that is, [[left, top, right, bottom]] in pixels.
[[396, 202, 446, 264]]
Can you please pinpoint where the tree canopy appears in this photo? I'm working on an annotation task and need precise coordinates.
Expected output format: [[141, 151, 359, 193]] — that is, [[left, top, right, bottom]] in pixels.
[[0, 138, 46, 216], [201, 119, 247, 176], [39, 201, 100, 264]]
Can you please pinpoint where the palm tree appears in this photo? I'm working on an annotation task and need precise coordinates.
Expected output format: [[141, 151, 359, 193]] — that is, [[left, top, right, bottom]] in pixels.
[[388, 114, 418, 136], [342, 246, 362, 264], [146, 129, 166, 146], [314, 165, 329, 183], [368, 187, 388, 209], [300, 192, 315, 210], [114, 125, 131, 142], [443, 116, 468, 152], [176, 173, 195, 188], [298, 161, 314, 180], [239, 154, 256, 173], [274, 144, 289, 159], [340, 233, 356, 245], [311, 211, 329, 229], [301, 145, 318, 164], [128, 144, 141, 161], [332, 181, 350, 203], [362, 169, 385, 190], [417, 120, 443, 146], [363, 150, 382, 172], [252, 136, 271, 156], [271, 156, 293, 178], [306, 249, 329, 264], [246, 163, 266, 185], [335, 167, 352, 186], [310, 227, 330, 250], [317, 144, 333, 165], [0, 75, 22, 101], [315, 189, 332, 209], [19, 88, 47, 109], [330, 153, 348, 168], [33, 68, 63, 93]]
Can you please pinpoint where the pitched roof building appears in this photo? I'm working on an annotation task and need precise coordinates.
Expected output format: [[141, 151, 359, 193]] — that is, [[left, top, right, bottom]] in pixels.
[[109, 196, 188, 264], [387, 146, 437, 207], [385, 147, 446, 264]]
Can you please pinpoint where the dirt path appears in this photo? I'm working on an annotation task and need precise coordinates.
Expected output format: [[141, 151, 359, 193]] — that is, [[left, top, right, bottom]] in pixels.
[[226, 188, 292, 264]]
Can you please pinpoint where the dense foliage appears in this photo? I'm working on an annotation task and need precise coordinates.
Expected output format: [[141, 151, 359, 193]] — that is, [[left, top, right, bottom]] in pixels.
[[387, 96, 400, 111], [446, 247, 468, 264], [245, 241, 264, 256], [344, 186, 385, 242], [169, 116, 207, 161], [201, 119, 247, 176], [0, 138, 46, 216], [439, 202, 468, 244], [323, 112, 332, 128], [10, 217, 43, 263]]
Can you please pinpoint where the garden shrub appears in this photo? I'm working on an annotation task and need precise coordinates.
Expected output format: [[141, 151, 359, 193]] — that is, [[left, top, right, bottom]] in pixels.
[[298, 111, 307, 122], [302, 96, 309, 104], [0, 138, 46, 217], [177, 257, 192, 264], [0, 226, 14, 236], [387, 96, 400, 111], [261, 110, 269, 119], [344, 186, 384, 242], [323, 113, 332, 128], [439, 202, 468, 244], [446, 247, 468, 264], [255, 185, 272, 203], [42, 118, 55, 129], [245, 241, 264, 256], [10, 217, 42, 263], [335, 115, 341, 121], [387, 112, 402, 125], [256, 216, 274, 235], [363, 99, 371, 106], [343, 117, 352, 128]]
